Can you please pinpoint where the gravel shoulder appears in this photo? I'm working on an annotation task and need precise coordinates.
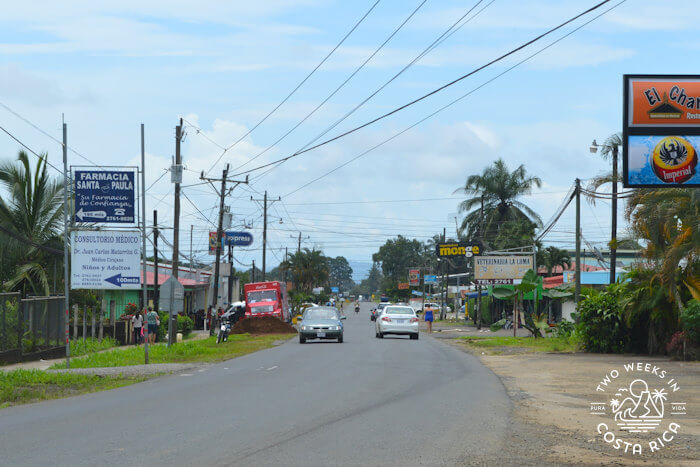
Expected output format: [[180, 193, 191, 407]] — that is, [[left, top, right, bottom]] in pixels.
[[447, 339, 700, 465]]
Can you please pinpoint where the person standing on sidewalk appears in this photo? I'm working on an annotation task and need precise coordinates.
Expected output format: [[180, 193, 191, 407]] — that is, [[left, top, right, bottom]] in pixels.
[[424, 304, 434, 333], [146, 307, 158, 344], [131, 311, 143, 345]]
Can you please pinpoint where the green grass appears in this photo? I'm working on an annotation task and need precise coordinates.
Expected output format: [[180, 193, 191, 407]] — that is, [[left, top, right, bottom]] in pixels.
[[459, 335, 578, 353], [1, 369, 146, 408], [50, 333, 292, 369], [69, 337, 119, 357]]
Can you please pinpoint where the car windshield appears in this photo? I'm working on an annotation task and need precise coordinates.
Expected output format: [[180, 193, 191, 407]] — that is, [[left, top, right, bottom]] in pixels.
[[247, 290, 277, 303], [304, 309, 339, 320], [384, 306, 415, 315]]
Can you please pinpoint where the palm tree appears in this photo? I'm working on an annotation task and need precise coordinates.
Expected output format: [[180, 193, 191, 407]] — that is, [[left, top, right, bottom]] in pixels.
[[626, 188, 700, 310], [454, 158, 542, 243], [542, 246, 571, 276], [281, 248, 329, 294], [0, 151, 64, 295]]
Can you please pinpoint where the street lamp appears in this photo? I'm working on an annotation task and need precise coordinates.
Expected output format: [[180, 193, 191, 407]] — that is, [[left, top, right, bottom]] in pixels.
[[589, 137, 619, 284]]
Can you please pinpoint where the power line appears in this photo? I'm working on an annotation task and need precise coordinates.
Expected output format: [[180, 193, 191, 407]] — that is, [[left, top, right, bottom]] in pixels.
[[230, 0, 428, 174], [203, 0, 383, 174], [231, 0, 614, 181], [0, 124, 64, 174], [282, 0, 624, 197]]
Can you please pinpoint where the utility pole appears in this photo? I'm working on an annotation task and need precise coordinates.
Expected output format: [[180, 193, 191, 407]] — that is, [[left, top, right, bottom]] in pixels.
[[141, 124, 149, 363], [189, 224, 193, 271], [153, 210, 160, 313], [284, 247, 289, 283], [251, 191, 280, 281], [575, 178, 581, 304], [201, 166, 248, 320], [228, 243, 234, 305], [252, 260, 256, 282], [172, 118, 183, 279], [610, 144, 618, 285], [62, 120, 70, 369], [440, 227, 446, 320], [292, 232, 309, 254]]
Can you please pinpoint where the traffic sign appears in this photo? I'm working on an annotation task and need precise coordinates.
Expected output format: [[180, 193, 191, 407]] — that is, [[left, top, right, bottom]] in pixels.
[[424, 275, 438, 285], [70, 230, 141, 289], [74, 170, 136, 224], [331, 286, 339, 293], [160, 275, 185, 315]]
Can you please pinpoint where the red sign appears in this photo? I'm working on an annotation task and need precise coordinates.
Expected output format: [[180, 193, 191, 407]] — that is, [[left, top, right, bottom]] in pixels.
[[397, 283, 409, 290], [408, 268, 420, 286]]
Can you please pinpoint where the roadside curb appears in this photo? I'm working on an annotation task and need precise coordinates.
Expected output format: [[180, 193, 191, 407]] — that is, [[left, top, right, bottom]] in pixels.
[[46, 362, 203, 377]]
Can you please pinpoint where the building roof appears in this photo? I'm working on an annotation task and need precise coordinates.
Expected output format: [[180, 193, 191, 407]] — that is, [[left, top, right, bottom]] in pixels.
[[537, 262, 605, 275], [141, 271, 209, 287], [543, 275, 564, 289]]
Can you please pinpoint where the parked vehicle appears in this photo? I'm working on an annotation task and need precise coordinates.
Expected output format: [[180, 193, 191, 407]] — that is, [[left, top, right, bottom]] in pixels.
[[298, 306, 346, 343], [223, 301, 246, 326], [370, 302, 390, 321], [375, 305, 419, 340], [244, 281, 291, 322], [422, 302, 451, 313], [217, 317, 231, 344]]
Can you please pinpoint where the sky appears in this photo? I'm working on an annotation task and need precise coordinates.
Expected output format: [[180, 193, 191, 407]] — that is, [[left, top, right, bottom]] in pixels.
[[1, 0, 698, 281]]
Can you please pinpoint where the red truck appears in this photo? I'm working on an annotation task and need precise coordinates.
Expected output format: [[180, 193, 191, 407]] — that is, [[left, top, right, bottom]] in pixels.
[[243, 281, 290, 322]]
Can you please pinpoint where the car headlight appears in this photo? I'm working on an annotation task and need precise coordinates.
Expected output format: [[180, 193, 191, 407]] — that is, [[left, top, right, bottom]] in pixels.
[[301, 325, 310, 331], [329, 325, 339, 331]]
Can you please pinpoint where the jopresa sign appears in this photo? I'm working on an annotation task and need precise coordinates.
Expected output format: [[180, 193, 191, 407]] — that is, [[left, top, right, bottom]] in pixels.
[[74, 170, 136, 223], [623, 75, 700, 187]]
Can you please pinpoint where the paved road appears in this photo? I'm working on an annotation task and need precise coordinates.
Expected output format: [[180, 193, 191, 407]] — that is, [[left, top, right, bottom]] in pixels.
[[0, 302, 510, 466]]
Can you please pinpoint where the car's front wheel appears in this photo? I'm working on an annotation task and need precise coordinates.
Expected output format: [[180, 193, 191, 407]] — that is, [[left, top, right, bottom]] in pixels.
[[410, 333, 419, 340], [299, 335, 306, 344], [338, 334, 343, 343], [378, 332, 384, 338]]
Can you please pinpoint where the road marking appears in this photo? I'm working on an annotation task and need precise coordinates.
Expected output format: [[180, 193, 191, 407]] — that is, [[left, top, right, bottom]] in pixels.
[[266, 366, 278, 371]]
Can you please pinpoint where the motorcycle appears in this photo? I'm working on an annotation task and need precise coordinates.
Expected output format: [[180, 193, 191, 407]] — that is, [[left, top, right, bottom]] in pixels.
[[217, 317, 231, 344], [354, 305, 360, 314]]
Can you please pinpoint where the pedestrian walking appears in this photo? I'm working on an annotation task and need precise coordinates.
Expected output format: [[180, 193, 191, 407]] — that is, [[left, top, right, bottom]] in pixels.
[[131, 311, 143, 345], [146, 307, 158, 344], [424, 304, 434, 333]]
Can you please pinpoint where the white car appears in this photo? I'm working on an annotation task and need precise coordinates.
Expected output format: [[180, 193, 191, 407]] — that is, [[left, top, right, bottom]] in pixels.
[[375, 305, 420, 340]]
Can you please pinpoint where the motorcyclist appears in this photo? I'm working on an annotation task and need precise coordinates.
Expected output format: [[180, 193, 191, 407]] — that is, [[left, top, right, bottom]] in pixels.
[[354, 301, 360, 314]]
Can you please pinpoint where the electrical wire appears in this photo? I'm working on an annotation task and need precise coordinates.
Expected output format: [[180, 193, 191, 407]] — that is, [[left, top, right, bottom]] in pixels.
[[0, 124, 64, 174], [203, 0, 383, 174], [229, 0, 429, 174], [230, 0, 614, 181], [281, 0, 624, 197]]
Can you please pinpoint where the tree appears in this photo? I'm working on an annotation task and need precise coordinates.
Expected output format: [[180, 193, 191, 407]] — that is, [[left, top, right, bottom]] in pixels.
[[541, 246, 571, 277], [454, 158, 542, 243], [328, 256, 354, 291], [586, 132, 622, 194], [0, 151, 64, 295], [281, 248, 329, 294], [372, 236, 424, 289]]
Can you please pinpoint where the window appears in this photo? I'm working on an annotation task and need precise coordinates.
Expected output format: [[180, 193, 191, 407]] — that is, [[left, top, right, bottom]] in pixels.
[[384, 306, 415, 315], [247, 290, 277, 303], [304, 308, 339, 320]]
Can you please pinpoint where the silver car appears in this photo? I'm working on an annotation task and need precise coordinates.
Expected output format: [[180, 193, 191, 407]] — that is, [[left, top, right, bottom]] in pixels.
[[375, 305, 420, 340], [299, 306, 346, 343]]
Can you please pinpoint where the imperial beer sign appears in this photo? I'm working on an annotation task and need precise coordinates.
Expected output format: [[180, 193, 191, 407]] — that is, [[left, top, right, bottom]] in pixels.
[[623, 75, 700, 187]]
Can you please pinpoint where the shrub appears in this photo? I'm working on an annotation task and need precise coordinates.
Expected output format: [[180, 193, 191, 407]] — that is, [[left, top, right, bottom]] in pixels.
[[576, 291, 629, 353], [554, 319, 575, 338], [177, 315, 194, 338], [680, 300, 700, 345], [490, 319, 506, 332]]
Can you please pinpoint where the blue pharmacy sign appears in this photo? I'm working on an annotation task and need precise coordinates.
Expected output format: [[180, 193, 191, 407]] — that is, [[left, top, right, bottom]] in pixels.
[[74, 170, 135, 224], [331, 287, 339, 293], [224, 231, 254, 246]]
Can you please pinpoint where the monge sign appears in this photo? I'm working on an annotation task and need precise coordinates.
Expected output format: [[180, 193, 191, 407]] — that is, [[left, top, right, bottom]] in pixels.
[[74, 170, 136, 223], [436, 242, 481, 258]]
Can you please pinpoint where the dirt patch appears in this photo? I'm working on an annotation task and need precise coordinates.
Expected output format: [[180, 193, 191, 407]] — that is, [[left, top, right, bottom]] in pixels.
[[231, 316, 297, 335], [448, 340, 700, 465]]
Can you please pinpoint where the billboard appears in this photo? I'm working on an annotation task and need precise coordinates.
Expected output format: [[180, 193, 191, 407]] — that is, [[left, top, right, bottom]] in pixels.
[[397, 283, 409, 290], [623, 75, 700, 187], [474, 255, 533, 286], [436, 242, 481, 258], [424, 275, 438, 285], [71, 230, 141, 289], [74, 169, 136, 224], [408, 268, 420, 286]]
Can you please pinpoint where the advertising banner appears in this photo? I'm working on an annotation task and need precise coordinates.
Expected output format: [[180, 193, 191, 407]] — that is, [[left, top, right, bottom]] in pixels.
[[435, 242, 481, 258], [224, 231, 254, 246], [397, 283, 409, 290], [331, 286, 339, 293], [474, 255, 533, 286], [71, 230, 141, 289], [74, 169, 136, 223], [408, 268, 420, 286], [623, 75, 700, 187], [424, 275, 438, 285]]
